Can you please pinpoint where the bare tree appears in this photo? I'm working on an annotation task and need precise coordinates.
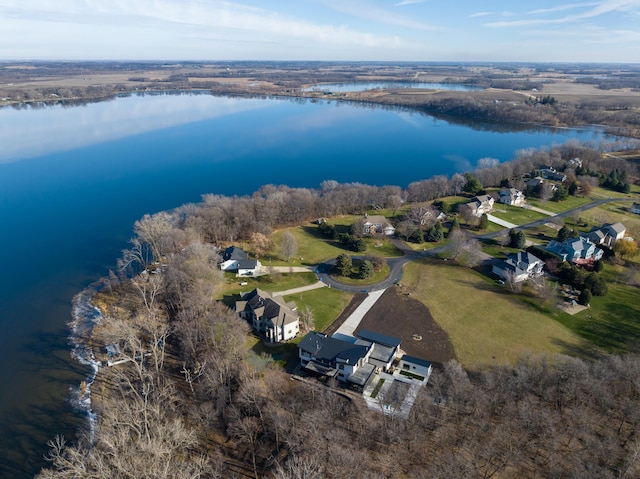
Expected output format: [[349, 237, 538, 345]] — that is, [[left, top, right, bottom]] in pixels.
[[299, 304, 314, 332], [280, 232, 298, 262], [250, 232, 273, 258]]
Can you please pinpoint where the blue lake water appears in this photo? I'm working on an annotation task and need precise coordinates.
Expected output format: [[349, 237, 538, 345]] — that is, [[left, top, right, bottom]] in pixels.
[[0, 92, 605, 477], [303, 81, 483, 92]]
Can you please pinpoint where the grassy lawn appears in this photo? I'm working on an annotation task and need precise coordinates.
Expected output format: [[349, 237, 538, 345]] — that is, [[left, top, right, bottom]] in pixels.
[[270, 220, 403, 267], [217, 272, 318, 305], [480, 240, 521, 259], [329, 263, 390, 287], [527, 196, 592, 214], [591, 185, 640, 199], [490, 204, 549, 225], [402, 259, 585, 367], [557, 265, 640, 353], [581, 203, 640, 235], [284, 287, 354, 333]]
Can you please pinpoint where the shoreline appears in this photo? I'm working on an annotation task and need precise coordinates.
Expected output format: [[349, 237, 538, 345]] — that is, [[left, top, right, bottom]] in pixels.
[[68, 282, 104, 443]]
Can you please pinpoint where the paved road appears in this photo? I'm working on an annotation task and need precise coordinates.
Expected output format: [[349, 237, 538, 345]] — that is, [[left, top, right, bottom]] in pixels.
[[317, 197, 637, 293]]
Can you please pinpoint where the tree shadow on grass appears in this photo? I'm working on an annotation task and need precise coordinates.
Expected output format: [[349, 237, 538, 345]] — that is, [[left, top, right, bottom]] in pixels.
[[573, 302, 640, 354]]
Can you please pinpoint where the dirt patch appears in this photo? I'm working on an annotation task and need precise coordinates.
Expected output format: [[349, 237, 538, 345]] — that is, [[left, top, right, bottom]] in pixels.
[[355, 287, 456, 367]]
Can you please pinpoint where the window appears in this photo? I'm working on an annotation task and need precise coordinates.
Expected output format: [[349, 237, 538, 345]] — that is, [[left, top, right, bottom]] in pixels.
[[339, 364, 344, 370]]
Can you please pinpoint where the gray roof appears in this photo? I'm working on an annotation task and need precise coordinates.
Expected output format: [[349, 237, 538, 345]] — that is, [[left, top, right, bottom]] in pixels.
[[223, 246, 248, 261], [237, 289, 298, 327], [356, 329, 402, 348], [298, 332, 369, 365], [347, 363, 375, 386], [237, 259, 258, 270], [604, 222, 626, 235], [401, 354, 432, 369]]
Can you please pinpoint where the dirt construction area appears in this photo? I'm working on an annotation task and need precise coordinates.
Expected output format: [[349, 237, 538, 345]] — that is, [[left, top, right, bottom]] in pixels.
[[351, 287, 456, 367]]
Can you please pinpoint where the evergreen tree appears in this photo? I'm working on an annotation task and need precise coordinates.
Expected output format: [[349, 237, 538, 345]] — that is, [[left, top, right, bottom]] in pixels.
[[509, 229, 526, 249], [426, 223, 444, 242], [359, 260, 374, 279], [335, 254, 352, 277], [463, 173, 483, 196]]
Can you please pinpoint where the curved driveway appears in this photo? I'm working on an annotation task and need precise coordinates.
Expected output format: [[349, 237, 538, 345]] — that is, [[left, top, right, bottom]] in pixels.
[[317, 197, 637, 293]]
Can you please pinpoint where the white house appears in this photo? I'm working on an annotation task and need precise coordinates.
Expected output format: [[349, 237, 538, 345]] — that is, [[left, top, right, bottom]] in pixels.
[[464, 195, 495, 217], [498, 188, 526, 207], [492, 251, 545, 283], [236, 289, 299, 343], [298, 332, 376, 387], [398, 355, 432, 378], [220, 246, 261, 275], [355, 330, 402, 372], [584, 222, 626, 248], [363, 214, 395, 236]]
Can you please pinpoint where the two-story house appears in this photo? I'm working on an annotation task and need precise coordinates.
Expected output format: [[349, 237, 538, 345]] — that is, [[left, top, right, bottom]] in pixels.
[[236, 289, 299, 343]]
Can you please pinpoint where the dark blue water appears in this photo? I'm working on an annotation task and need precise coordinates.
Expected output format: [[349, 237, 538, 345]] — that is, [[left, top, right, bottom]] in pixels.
[[0, 92, 604, 477]]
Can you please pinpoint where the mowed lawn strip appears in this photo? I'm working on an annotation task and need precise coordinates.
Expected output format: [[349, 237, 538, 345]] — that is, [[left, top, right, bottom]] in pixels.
[[489, 204, 549, 225], [403, 260, 585, 367]]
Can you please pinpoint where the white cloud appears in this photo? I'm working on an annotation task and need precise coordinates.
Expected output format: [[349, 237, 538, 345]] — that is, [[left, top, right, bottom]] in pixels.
[[324, 0, 442, 31], [486, 0, 640, 27], [469, 11, 493, 18], [396, 0, 426, 6]]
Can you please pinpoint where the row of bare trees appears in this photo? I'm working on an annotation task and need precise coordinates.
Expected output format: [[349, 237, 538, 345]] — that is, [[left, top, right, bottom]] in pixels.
[[38, 139, 640, 477]]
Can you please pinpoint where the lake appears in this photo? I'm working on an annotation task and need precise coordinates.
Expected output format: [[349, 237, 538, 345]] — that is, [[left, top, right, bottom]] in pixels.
[[0, 92, 604, 477]]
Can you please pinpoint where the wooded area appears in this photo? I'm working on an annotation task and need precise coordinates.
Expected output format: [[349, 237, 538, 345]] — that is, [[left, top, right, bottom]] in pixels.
[[36, 139, 640, 478]]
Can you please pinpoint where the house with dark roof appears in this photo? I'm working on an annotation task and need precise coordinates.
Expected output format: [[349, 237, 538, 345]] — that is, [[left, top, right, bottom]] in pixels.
[[219, 246, 261, 275], [492, 251, 544, 283], [546, 237, 604, 265], [298, 332, 375, 386], [399, 355, 432, 378], [355, 330, 402, 372], [236, 289, 299, 343]]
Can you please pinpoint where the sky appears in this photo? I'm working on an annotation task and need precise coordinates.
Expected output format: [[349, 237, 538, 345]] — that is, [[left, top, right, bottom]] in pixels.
[[0, 0, 639, 62]]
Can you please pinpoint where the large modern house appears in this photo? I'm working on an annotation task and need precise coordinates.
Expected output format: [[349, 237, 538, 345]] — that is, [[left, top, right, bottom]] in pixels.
[[219, 246, 261, 276], [492, 251, 544, 283], [546, 236, 604, 265], [298, 330, 402, 389], [236, 289, 299, 343]]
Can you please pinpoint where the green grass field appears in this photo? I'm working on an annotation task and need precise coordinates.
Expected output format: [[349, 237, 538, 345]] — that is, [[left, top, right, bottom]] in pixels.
[[490, 204, 549, 225], [270, 219, 403, 266], [526, 195, 592, 214], [556, 265, 640, 353], [217, 272, 318, 305], [402, 259, 585, 367], [284, 287, 354, 333]]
